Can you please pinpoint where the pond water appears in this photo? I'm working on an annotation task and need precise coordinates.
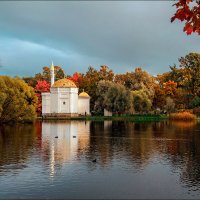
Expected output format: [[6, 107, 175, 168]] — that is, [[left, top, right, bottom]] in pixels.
[[0, 120, 200, 199]]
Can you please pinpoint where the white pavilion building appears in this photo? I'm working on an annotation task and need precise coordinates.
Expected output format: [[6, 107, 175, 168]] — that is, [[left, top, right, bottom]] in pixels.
[[41, 63, 90, 118]]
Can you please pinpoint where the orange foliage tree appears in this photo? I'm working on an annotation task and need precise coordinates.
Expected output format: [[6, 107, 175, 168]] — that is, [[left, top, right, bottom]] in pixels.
[[163, 80, 178, 97], [153, 84, 166, 110]]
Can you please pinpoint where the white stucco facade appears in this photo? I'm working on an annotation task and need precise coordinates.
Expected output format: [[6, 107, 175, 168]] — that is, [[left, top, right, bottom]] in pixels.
[[104, 109, 112, 116], [41, 64, 90, 117], [78, 96, 90, 115], [42, 92, 51, 114], [42, 87, 78, 116]]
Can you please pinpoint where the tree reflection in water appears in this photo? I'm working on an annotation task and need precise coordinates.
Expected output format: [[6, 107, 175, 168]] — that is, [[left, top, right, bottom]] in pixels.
[[1, 120, 200, 197], [0, 122, 38, 174]]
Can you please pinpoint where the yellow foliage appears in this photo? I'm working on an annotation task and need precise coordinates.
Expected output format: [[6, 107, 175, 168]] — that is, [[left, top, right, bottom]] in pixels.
[[0, 76, 38, 123]]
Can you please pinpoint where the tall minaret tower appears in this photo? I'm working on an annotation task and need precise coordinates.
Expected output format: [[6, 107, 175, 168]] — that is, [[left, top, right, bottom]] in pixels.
[[50, 61, 55, 87]]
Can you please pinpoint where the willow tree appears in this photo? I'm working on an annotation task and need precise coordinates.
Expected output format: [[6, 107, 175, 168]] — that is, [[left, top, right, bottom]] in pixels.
[[81, 66, 114, 112], [94, 80, 115, 115], [0, 76, 37, 123], [104, 83, 132, 114], [131, 90, 152, 114]]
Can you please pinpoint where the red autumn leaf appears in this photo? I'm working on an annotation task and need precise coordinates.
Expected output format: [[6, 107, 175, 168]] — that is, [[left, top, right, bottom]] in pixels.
[[171, 0, 200, 35], [35, 80, 50, 114], [184, 23, 193, 34], [35, 80, 50, 93], [186, 26, 193, 34]]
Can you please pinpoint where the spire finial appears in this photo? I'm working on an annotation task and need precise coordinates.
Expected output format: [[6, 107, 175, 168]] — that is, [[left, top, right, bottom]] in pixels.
[[50, 61, 54, 71], [50, 61, 55, 86]]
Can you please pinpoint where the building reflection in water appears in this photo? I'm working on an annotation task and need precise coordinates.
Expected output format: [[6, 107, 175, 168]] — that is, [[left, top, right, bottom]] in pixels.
[[41, 121, 90, 177], [40, 120, 200, 174], [1, 120, 200, 193]]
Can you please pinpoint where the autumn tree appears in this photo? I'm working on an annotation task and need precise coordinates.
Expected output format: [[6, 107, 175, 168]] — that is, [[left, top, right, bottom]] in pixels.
[[68, 72, 84, 88], [35, 80, 50, 114], [23, 65, 66, 87], [115, 68, 155, 101], [23, 76, 38, 88], [156, 53, 200, 109], [41, 66, 66, 82], [156, 72, 171, 85], [81, 66, 114, 112], [0, 76, 37, 123], [163, 80, 178, 97], [99, 65, 114, 81], [157, 68, 185, 88], [55, 68, 65, 81], [114, 73, 127, 85], [152, 84, 166, 111], [178, 53, 200, 95], [171, 0, 200, 35]]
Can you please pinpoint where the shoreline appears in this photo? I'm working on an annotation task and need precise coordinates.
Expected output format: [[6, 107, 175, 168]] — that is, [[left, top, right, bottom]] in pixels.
[[3, 115, 200, 124], [37, 114, 168, 122]]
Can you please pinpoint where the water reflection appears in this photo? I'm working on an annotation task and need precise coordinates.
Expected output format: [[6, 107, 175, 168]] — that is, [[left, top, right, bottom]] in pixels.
[[40, 121, 90, 177], [0, 123, 37, 174], [0, 120, 200, 198], [171, 120, 197, 129]]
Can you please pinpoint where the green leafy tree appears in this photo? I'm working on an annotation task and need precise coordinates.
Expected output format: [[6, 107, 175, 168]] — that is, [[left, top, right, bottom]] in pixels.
[[178, 53, 200, 95], [23, 76, 38, 88], [42, 66, 66, 82], [104, 83, 132, 114], [94, 80, 115, 115], [164, 96, 175, 113], [81, 66, 114, 112], [115, 67, 155, 101], [131, 90, 152, 113], [55, 68, 65, 81], [189, 96, 200, 108], [0, 76, 37, 123]]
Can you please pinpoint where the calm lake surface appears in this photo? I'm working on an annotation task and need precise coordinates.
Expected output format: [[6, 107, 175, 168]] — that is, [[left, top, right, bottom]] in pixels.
[[1, 120, 200, 199]]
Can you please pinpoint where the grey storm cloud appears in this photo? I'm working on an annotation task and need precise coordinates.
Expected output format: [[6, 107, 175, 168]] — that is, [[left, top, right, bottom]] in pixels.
[[0, 1, 200, 77]]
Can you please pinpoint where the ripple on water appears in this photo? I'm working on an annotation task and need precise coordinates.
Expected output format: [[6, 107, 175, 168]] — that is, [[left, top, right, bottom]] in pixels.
[[0, 121, 200, 199]]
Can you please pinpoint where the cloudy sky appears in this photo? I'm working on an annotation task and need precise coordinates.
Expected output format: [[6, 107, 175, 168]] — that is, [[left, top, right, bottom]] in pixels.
[[0, 1, 200, 77]]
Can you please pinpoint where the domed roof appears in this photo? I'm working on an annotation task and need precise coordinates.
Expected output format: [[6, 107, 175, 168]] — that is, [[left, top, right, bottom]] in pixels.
[[52, 79, 77, 88], [79, 91, 90, 98]]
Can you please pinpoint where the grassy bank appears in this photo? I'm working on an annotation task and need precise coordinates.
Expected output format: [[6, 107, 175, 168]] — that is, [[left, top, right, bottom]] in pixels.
[[39, 114, 168, 122]]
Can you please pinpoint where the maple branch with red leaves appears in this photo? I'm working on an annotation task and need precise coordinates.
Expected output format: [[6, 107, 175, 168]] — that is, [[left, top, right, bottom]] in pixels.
[[171, 0, 200, 35]]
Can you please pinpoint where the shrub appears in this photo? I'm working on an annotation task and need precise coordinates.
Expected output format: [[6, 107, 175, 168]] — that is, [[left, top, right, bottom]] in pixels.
[[169, 111, 196, 121], [189, 97, 200, 108], [193, 107, 200, 116]]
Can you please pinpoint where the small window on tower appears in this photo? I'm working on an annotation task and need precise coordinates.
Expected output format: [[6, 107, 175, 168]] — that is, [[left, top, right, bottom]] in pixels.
[[63, 102, 66, 105]]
